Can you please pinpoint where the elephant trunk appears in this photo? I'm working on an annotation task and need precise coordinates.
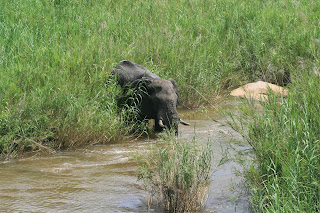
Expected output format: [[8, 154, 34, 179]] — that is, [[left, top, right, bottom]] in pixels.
[[157, 110, 180, 135]]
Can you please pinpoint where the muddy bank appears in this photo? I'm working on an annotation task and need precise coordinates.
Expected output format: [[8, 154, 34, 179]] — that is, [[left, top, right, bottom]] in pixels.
[[0, 101, 251, 212]]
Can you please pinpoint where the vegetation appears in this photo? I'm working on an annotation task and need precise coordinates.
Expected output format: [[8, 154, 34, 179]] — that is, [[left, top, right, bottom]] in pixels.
[[229, 73, 320, 212], [1, 0, 319, 157], [136, 134, 213, 212]]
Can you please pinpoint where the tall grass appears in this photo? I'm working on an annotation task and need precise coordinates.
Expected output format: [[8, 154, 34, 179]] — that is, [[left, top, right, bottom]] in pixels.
[[230, 73, 320, 212], [136, 134, 213, 212], [1, 0, 319, 157]]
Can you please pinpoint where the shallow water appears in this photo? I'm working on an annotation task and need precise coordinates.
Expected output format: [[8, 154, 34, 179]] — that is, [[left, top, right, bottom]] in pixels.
[[0, 101, 251, 212]]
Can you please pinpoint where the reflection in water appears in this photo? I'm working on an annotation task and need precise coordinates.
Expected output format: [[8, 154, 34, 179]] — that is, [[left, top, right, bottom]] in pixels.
[[0, 101, 251, 212]]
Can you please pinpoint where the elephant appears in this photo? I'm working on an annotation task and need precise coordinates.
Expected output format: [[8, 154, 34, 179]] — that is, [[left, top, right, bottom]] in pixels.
[[110, 60, 190, 135]]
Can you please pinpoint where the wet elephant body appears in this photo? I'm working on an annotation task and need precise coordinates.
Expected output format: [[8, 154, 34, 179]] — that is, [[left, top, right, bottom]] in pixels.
[[111, 60, 189, 134]]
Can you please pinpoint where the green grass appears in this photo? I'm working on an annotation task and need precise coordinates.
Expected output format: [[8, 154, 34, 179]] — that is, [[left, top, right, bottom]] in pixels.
[[1, 0, 320, 158], [136, 134, 213, 212], [229, 73, 320, 212]]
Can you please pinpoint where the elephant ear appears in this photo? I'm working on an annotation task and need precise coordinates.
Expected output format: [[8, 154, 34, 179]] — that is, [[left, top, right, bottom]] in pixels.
[[131, 77, 152, 87], [168, 78, 181, 104], [130, 77, 153, 95]]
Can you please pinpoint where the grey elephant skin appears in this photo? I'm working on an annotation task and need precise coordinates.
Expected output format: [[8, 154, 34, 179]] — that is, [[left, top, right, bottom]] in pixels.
[[110, 60, 189, 134]]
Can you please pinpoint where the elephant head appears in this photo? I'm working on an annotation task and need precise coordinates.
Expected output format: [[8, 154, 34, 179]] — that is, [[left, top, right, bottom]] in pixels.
[[132, 77, 190, 135]]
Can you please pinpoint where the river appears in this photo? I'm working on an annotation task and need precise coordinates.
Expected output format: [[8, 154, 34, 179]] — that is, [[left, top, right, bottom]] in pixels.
[[0, 101, 252, 212]]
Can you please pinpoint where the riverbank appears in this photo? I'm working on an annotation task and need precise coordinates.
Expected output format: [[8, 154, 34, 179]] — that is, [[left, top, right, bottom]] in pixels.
[[230, 74, 320, 212], [1, 0, 319, 158]]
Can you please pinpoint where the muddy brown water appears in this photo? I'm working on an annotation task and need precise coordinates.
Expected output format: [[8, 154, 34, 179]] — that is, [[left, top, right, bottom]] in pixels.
[[0, 101, 252, 212]]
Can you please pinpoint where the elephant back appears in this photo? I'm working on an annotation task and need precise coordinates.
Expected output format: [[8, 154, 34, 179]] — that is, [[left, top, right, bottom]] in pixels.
[[112, 60, 160, 87]]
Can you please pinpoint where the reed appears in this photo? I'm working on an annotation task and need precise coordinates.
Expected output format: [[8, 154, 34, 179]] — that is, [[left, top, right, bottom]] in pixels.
[[229, 73, 320, 212], [137, 134, 213, 212]]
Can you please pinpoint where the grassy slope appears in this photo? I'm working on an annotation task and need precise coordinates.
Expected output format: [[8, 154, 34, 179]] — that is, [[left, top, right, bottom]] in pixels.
[[1, 0, 319, 158]]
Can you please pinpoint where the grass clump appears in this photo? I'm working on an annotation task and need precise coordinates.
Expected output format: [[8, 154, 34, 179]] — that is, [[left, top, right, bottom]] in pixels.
[[137, 134, 213, 212], [230, 73, 320, 212]]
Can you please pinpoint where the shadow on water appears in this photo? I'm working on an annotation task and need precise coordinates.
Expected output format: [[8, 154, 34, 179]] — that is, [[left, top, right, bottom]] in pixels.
[[0, 100, 252, 212]]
